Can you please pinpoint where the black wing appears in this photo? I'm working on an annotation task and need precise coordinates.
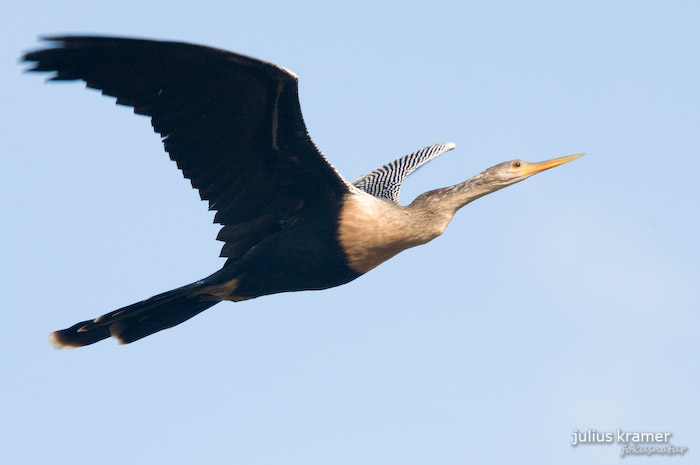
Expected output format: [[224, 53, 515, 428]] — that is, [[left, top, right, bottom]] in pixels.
[[24, 36, 350, 260]]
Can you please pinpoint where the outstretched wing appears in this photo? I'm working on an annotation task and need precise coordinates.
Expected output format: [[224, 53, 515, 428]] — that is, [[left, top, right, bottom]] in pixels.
[[352, 142, 456, 203], [24, 36, 350, 261]]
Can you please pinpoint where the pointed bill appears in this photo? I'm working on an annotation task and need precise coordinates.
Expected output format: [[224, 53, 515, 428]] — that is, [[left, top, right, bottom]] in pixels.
[[521, 153, 585, 176]]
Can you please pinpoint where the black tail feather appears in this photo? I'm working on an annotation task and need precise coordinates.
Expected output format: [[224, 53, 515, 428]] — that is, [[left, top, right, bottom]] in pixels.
[[49, 281, 221, 348], [49, 320, 112, 348]]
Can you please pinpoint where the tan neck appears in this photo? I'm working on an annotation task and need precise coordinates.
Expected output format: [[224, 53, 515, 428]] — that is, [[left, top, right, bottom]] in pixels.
[[408, 171, 502, 218], [338, 172, 507, 275]]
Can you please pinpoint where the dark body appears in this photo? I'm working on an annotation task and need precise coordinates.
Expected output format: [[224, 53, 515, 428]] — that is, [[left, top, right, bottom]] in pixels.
[[212, 196, 361, 299]]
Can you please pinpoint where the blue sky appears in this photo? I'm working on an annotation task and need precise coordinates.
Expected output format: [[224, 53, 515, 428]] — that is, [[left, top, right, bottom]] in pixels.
[[3, 1, 699, 464]]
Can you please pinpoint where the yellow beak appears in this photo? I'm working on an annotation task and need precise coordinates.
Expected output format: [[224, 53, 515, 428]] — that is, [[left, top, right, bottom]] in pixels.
[[521, 153, 585, 176]]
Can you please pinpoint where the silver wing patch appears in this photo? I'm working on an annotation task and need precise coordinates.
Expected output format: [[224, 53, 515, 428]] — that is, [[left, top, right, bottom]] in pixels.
[[352, 142, 456, 203]]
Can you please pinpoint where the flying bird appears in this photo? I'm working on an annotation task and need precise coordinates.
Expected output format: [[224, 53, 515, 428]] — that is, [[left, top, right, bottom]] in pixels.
[[23, 36, 583, 348]]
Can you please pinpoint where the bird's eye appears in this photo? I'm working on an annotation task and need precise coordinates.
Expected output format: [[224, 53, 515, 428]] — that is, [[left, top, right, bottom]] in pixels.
[[512, 161, 522, 169]]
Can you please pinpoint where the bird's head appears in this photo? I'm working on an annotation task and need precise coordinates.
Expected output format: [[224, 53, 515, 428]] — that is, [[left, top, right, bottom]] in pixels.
[[410, 152, 585, 215], [479, 153, 585, 189]]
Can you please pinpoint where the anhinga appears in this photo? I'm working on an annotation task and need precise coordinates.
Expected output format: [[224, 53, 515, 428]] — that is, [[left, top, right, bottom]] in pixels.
[[23, 36, 584, 348]]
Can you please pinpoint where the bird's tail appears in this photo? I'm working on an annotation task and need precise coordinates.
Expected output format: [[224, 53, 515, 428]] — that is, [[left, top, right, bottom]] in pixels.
[[49, 281, 221, 348]]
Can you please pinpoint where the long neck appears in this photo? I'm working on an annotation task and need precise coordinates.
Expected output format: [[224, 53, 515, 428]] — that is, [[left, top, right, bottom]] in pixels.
[[408, 171, 506, 218]]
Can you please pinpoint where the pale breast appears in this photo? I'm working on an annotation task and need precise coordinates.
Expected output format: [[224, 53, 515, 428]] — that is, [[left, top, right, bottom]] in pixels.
[[337, 191, 449, 274]]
